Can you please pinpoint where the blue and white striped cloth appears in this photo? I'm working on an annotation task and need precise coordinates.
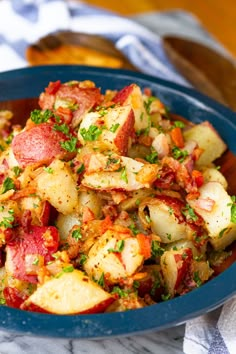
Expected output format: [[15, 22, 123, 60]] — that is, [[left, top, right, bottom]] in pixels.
[[0, 1, 235, 354]]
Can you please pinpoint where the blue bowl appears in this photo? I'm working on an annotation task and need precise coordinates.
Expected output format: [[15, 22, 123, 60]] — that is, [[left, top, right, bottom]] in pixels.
[[0, 65, 235, 339]]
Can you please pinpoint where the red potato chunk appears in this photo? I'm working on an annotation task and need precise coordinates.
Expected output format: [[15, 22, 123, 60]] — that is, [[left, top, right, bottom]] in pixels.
[[113, 83, 149, 132], [12, 123, 71, 167], [5, 225, 59, 283], [78, 105, 135, 156], [160, 248, 193, 297], [21, 269, 114, 314], [39, 81, 102, 126]]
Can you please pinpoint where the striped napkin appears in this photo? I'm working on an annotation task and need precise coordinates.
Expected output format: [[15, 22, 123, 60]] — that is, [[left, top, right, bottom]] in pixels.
[[0, 1, 235, 353]]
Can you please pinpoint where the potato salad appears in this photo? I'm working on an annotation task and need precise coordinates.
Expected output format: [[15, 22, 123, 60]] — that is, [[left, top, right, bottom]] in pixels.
[[0, 79, 235, 314]]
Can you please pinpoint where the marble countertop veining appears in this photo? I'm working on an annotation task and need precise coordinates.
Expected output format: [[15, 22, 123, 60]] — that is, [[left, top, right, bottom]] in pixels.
[[0, 325, 185, 354]]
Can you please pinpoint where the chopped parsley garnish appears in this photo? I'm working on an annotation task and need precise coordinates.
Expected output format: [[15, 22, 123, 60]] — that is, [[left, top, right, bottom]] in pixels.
[[79, 254, 87, 265], [109, 123, 120, 133], [105, 157, 120, 169], [229, 196, 236, 223], [80, 125, 102, 141], [72, 228, 82, 241], [32, 257, 39, 265], [144, 96, 156, 114], [128, 223, 140, 236], [172, 146, 189, 162], [151, 240, 165, 257], [12, 166, 22, 177], [0, 209, 15, 229], [60, 137, 78, 152], [193, 271, 202, 287], [0, 298, 6, 305], [76, 164, 85, 174], [98, 107, 108, 117], [173, 120, 185, 129], [62, 265, 74, 273], [219, 227, 228, 238], [166, 233, 172, 240], [111, 286, 130, 298], [97, 272, 105, 287], [108, 239, 125, 253], [161, 293, 171, 301], [1, 177, 15, 194], [53, 123, 70, 135], [145, 151, 158, 164], [30, 109, 53, 124], [182, 204, 198, 222], [5, 133, 13, 145], [145, 214, 151, 223], [43, 167, 54, 174], [120, 167, 128, 183]]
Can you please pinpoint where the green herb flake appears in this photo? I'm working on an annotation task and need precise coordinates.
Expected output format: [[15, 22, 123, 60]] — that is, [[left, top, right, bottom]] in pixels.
[[0, 298, 6, 305], [128, 223, 140, 236], [182, 204, 198, 222], [43, 167, 54, 174], [62, 265, 74, 273], [12, 166, 22, 177], [173, 120, 185, 129], [80, 125, 102, 141], [53, 123, 70, 135], [32, 257, 39, 265], [144, 96, 156, 114], [1, 177, 15, 194], [108, 239, 125, 253], [60, 136, 78, 152], [229, 196, 236, 223], [161, 293, 171, 301], [193, 271, 202, 287], [79, 254, 87, 265], [172, 146, 189, 163], [151, 240, 165, 257], [109, 123, 120, 133], [30, 109, 53, 124], [111, 286, 130, 298], [97, 272, 105, 287], [145, 151, 158, 164], [219, 227, 228, 238], [120, 167, 128, 184], [76, 163, 85, 174], [72, 228, 82, 241]]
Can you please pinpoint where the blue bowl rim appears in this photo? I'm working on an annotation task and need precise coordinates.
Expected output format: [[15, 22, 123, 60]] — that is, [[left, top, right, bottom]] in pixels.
[[0, 65, 235, 339]]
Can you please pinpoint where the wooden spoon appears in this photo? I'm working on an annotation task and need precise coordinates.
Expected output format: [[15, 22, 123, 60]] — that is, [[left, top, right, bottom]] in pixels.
[[162, 35, 236, 110]]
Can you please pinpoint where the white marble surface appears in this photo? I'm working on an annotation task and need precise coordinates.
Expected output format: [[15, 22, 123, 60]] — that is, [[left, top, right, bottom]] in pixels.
[[0, 325, 185, 354]]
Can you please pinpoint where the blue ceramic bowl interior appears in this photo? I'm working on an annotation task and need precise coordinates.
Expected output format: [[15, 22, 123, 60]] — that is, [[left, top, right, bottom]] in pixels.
[[0, 65, 235, 339]]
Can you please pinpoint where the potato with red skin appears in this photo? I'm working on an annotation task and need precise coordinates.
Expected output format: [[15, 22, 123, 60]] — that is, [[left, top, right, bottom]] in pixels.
[[21, 269, 114, 314], [113, 83, 149, 132], [12, 123, 72, 167], [3, 286, 28, 309], [5, 225, 59, 283], [39, 81, 102, 126], [160, 248, 193, 296]]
